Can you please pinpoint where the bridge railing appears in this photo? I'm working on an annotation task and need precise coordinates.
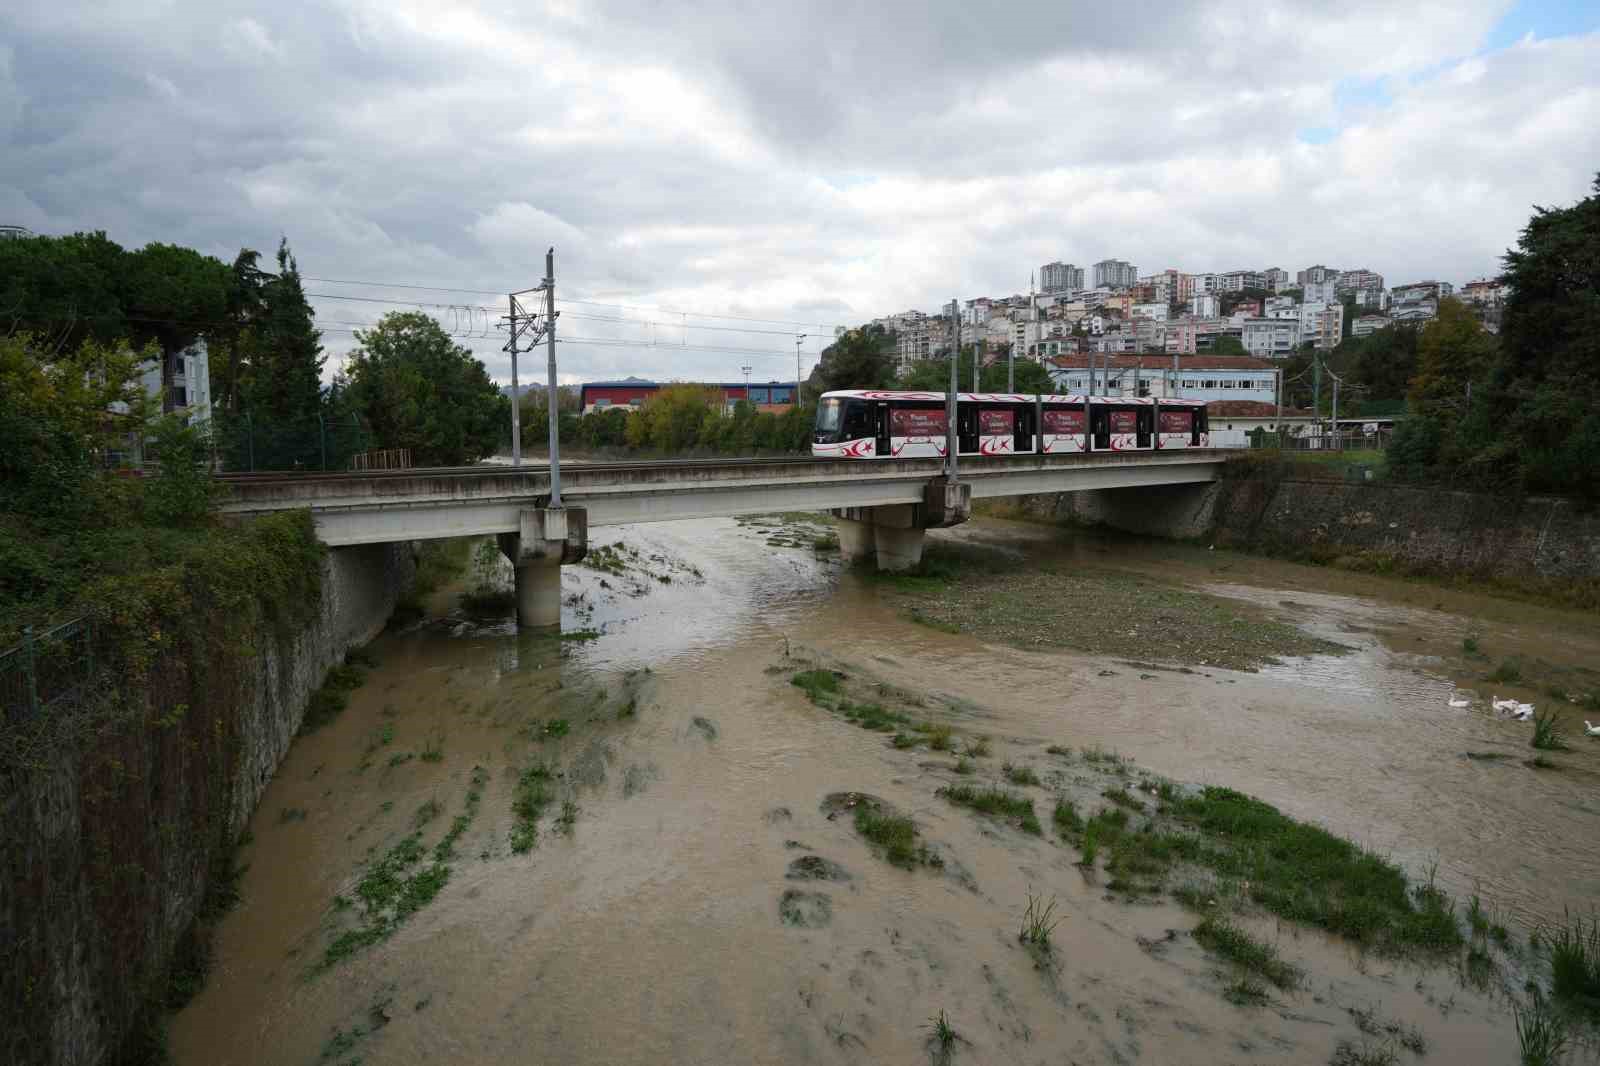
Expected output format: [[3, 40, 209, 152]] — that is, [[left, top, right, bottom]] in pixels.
[[0, 618, 101, 722]]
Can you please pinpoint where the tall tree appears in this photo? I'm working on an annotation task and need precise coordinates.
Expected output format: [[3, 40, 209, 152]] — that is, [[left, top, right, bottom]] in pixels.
[[122, 242, 232, 410], [343, 311, 508, 466], [244, 239, 324, 422], [813, 325, 896, 393]]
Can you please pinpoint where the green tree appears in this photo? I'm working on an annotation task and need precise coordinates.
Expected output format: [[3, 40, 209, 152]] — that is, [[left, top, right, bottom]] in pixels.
[[122, 242, 232, 409], [243, 239, 324, 422], [343, 312, 509, 466], [1493, 173, 1600, 495], [813, 325, 896, 394], [1211, 334, 1247, 356], [624, 385, 718, 452], [898, 347, 1057, 393]]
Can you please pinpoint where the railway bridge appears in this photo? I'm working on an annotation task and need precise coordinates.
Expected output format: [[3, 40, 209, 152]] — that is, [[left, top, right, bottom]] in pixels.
[[218, 452, 1227, 627]]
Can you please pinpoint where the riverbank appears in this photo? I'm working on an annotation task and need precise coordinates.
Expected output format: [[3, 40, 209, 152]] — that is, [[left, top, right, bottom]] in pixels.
[[166, 516, 1598, 1065], [989, 456, 1600, 610]]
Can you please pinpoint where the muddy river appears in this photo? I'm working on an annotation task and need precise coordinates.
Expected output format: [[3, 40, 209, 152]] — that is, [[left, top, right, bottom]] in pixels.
[[169, 517, 1600, 1065]]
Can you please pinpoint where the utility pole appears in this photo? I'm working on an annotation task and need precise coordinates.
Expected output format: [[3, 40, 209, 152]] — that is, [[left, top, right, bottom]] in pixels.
[[544, 248, 562, 506], [947, 298, 958, 481], [504, 281, 552, 469], [795, 334, 807, 400], [741, 364, 752, 397], [971, 314, 979, 394]]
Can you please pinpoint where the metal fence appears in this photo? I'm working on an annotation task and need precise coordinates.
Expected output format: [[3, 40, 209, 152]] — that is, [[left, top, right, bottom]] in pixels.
[[349, 447, 413, 471], [212, 412, 372, 473], [1, 618, 100, 721]]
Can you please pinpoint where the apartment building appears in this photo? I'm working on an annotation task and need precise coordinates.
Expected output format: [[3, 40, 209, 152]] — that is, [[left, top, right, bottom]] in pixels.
[[1039, 261, 1085, 293], [1092, 258, 1138, 289], [1302, 279, 1338, 305], [1351, 315, 1391, 338], [1242, 317, 1302, 358], [1392, 280, 1454, 303], [1335, 269, 1384, 295], [1460, 278, 1505, 306], [1297, 264, 1339, 287], [1219, 270, 1267, 292], [1131, 302, 1169, 323], [1263, 267, 1290, 291], [1299, 302, 1345, 349], [1189, 293, 1219, 318]]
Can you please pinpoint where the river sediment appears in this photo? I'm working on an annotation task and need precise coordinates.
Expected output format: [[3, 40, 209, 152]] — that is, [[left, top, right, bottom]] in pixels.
[[168, 516, 1599, 1065]]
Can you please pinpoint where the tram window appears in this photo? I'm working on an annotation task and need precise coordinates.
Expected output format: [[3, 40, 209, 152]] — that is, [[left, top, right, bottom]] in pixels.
[[842, 401, 871, 439], [816, 398, 842, 432]]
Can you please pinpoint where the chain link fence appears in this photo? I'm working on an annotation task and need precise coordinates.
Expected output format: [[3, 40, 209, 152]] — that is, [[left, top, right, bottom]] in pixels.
[[211, 412, 371, 472]]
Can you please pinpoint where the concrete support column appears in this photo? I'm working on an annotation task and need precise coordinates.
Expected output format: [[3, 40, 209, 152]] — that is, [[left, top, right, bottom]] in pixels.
[[873, 524, 925, 571], [835, 517, 875, 563], [497, 506, 588, 630]]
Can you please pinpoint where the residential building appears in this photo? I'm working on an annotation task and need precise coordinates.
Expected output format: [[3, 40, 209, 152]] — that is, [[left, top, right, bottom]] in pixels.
[[1302, 279, 1338, 305], [1392, 280, 1454, 303], [1230, 298, 1263, 319], [134, 339, 212, 422], [1039, 261, 1084, 293], [1351, 315, 1390, 338], [1297, 264, 1339, 287], [1092, 258, 1138, 290], [1206, 400, 1317, 448], [580, 379, 797, 414], [1264, 295, 1298, 316], [1073, 286, 1111, 309], [1263, 267, 1290, 292], [1335, 269, 1384, 295], [1163, 269, 1194, 306], [1192, 273, 1220, 296], [1046, 353, 1279, 403], [1219, 270, 1266, 292], [963, 297, 992, 326], [1134, 318, 1166, 352], [0, 224, 35, 240], [1131, 302, 1169, 323], [1189, 294, 1219, 318], [1350, 287, 1389, 310], [1299, 302, 1345, 349], [1460, 278, 1505, 306], [1241, 317, 1301, 358], [1391, 298, 1437, 323]]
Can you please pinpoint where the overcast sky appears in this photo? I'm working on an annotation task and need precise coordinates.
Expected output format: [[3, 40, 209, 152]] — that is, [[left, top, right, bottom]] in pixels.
[[3, 1, 1597, 386]]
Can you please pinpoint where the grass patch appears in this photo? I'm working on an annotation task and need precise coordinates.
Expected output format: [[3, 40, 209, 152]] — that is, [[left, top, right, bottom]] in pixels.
[[433, 766, 488, 863], [420, 730, 444, 763], [1486, 657, 1523, 684], [561, 628, 601, 642], [938, 784, 1041, 835], [1530, 711, 1569, 751], [412, 798, 441, 828], [953, 756, 975, 775], [925, 723, 955, 751], [1514, 992, 1572, 1066], [791, 668, 841, 700], [300, 661, 368, 734], [536, 718, 570, 740], [840, 702, 910, 732], [1045, 744, 1071, 756], [1461, 633, 1480, 655], [925, 1009, 957, 1052], [1052, 798, 1083, 836], [963, 736, 992, 758], [1193, 914, 1301, 990], [1102, 786, 1145, 812], [1223, 972, 1269, 1006], [811, 533, 839, 552], [853, 800, 942, 869], [891, 732, 919, 749], [319, 830, 450, 971], [1003, 763, 1040, 787], [1019, 890, 1063, 950], [1330, 1039, 1399, 1066], [510, 764, 554, 854], [1546, 911, 1600, 1018]]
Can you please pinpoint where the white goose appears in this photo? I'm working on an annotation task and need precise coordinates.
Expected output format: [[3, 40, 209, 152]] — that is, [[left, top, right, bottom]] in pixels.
[[1491, 696, 1519, 713], [1585, 720, 1600, 737], [1512, 704, 1536, 722], [1447, 696, 1470, 709]]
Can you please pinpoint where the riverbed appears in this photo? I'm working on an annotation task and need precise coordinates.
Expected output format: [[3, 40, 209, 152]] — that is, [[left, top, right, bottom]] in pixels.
[[169, 516, 1600, 1065]]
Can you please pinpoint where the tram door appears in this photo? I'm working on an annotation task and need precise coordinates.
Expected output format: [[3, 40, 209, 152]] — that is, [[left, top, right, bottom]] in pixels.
[[1136, 408, 1153, 449], [874, 403, 891, 457], [1091, 407, 1110, 450], [1013, 406, 1035, 454], [957, 404, 979, 454]]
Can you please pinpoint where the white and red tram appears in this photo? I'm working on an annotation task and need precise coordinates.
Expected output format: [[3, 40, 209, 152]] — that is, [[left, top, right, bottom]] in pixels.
[[812, 391, 1209, 459]]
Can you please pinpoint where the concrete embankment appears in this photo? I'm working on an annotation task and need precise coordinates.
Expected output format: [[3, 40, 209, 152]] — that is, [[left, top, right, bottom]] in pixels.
[[993, 457, 1600, 606], [2, 541, 414, 1066]]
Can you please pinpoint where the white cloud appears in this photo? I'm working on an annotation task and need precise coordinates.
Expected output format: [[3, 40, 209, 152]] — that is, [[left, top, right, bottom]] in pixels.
[[0, 1, 1594, 387]]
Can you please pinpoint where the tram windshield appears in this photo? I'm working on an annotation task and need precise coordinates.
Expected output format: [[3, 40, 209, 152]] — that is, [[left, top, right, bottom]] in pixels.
[[815, 397, 843, 433]]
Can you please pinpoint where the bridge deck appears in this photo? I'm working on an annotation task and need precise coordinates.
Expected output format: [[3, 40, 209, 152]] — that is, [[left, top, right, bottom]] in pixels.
[[217, 452, 1228, 545]]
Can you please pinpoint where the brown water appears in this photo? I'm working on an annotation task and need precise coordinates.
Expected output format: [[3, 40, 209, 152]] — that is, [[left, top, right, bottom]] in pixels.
[[169, 517, 1600, 1065]]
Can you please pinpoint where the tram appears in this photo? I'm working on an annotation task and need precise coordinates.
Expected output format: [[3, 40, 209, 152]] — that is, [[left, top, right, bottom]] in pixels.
[[812, 390, 1209, 459]]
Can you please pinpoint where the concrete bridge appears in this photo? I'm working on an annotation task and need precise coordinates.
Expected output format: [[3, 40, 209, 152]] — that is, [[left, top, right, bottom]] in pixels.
[[218, 452, 1227, 627]]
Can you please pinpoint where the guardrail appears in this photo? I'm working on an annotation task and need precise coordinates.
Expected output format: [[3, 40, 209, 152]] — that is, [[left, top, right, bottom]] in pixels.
[[0, 618, 100, 721]]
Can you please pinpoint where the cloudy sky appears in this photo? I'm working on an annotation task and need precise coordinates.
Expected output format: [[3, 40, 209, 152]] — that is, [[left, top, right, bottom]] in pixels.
[[3, 1, 1597, 386]]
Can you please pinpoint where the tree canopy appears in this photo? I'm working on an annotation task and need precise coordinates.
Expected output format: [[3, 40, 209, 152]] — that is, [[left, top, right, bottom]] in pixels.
[[898, 346, 1056, 393], [811, 325, 896, 394], [342, 312, 509, 466]]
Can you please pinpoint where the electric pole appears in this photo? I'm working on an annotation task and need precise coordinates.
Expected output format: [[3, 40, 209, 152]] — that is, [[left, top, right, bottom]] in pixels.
[[503, 280, 552, 468], [544, 248, 562, 506], [795, 334, 806, 400], [947, 298, 958, 481], [741, 364, 752, 397]]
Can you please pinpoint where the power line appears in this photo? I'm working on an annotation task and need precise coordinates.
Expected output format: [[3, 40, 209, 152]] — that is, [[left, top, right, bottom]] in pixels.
[[301, 275, 849, 330]]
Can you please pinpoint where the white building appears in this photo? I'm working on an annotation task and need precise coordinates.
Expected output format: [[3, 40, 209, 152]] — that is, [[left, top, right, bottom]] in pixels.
[[1297, 264, 1339, 287], [1302, 279, 1338, 305], [1393, 280, 1454, 303], [1046, 354, 1280, 404], [1242, 317, 1301, 358], [1131, 302, 1169, 323], [1460, 278, 1505, 306], [1220, 270, 1267, 292], [134, 340, 212, 424], [1351, 287, 1390, 310], [1336, 269, 1384, 295], [1391, 298, 1437, 323], [1263, 267, 1290, 292], [1299, 302, 1345, 349], [1189, 293, 1219, 318], [1351, 315, 1391, 338]]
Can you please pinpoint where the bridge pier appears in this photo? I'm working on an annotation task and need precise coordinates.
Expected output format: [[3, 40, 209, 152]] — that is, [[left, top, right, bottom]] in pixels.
[[831, 477, 972, 572], [496, 507, 588, 629]]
